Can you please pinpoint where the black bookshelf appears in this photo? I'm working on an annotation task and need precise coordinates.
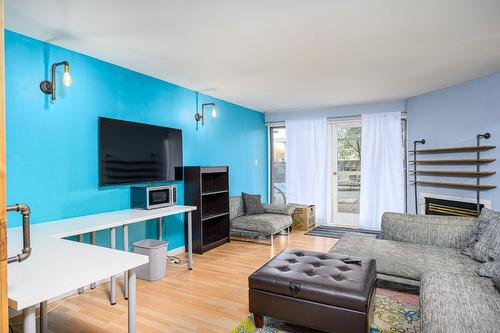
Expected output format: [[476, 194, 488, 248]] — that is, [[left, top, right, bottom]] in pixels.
[[184, 166, 230, 254]]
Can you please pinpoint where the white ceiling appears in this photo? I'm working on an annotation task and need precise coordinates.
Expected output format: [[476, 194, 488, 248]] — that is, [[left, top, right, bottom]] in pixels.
[[5, 0, 500, 113]]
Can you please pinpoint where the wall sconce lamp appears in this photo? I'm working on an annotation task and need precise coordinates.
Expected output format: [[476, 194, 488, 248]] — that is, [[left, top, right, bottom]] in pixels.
[[195, 102, 217, 126], [40, 61, 72, 102]]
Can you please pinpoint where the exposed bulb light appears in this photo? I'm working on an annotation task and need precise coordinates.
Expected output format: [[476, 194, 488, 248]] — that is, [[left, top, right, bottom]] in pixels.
[[40, 61, 72, 102], [196, 102, 217, 128], [62, 64, 72, 87], [211, 105, 217, 118]]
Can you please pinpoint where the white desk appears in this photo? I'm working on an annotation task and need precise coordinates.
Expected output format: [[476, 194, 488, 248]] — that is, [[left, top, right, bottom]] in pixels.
[[7, 205, 197, 333]]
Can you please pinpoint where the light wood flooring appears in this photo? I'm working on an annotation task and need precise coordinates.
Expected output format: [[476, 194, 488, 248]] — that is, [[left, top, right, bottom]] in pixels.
[[10, 230, 417, 332]]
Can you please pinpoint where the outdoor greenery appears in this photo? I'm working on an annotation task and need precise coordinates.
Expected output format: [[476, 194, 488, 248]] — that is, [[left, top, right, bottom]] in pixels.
[[337, 127, 361, 161]]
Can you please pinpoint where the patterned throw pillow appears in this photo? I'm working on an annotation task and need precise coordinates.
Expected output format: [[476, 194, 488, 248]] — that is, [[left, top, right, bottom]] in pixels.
[[242, 192, 265, 215], [493, 270, 500, 292], [472, 218, 500, 263], [478, 259, 500, 281], [463, 208, 500, 261]]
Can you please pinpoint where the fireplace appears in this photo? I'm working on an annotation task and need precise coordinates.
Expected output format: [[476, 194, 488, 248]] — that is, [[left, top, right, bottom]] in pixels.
[[419, 193, 491, 217], [425, 197, 483, 217]]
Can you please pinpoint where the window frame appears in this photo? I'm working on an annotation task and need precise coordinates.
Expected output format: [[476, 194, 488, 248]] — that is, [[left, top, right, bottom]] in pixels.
[[268, 125, 286, 204]]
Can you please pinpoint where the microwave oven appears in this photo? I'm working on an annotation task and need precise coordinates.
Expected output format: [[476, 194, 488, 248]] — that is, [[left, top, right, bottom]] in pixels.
[[131, 185, 177, 209]]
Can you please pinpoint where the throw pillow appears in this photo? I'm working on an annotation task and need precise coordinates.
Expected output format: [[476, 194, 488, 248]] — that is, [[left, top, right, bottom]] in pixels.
[[493, 270, 500, 292], [478, 259, 500, 281], [463, 208, 500, 260], [472, 218, 500, 263], [242, 192, 265, 215]]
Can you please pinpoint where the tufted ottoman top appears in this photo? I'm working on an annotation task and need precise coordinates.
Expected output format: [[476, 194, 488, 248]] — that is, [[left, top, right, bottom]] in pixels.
[[249, 248, 376, 312]]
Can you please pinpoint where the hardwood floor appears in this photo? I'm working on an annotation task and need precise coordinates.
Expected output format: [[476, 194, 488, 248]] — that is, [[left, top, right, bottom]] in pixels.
[[11, 230, 337, 332]]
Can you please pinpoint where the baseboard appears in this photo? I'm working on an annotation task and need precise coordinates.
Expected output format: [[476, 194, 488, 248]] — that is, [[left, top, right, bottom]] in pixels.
[[168, 245, 185, 256]]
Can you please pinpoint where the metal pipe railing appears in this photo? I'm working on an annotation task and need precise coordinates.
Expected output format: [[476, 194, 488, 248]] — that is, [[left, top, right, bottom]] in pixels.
[[6, 203, 32, 264]]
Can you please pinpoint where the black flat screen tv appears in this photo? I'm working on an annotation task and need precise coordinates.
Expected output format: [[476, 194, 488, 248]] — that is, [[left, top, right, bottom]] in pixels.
[[99, 117, 183, 186]]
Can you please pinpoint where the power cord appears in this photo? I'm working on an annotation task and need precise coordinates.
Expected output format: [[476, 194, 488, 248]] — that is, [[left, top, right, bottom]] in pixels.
[[167, 255, 186, 265]]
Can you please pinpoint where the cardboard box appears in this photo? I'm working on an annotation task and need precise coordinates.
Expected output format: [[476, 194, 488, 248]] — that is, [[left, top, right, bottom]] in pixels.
[[291, 204, 316, 230]]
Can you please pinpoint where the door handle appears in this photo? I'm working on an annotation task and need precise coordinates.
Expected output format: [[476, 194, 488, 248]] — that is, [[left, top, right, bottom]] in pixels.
[[333, 171, 337, 176], [6, 203, 32, 264]]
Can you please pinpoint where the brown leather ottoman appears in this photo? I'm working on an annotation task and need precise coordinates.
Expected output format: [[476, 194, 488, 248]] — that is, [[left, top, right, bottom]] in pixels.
[[249, 248, 376, 333]]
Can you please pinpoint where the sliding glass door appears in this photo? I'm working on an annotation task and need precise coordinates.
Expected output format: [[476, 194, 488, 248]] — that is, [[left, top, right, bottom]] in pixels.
[[330, 120, 362, 227]]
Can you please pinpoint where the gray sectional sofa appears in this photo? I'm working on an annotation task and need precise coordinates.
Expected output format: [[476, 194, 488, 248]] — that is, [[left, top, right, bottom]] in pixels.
[[329, 212, 500, 332], [229, 196, 293, 246]]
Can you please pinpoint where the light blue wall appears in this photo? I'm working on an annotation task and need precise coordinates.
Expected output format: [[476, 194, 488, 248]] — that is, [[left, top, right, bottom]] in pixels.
[[5, 30, 268, 250], [265, 100, 406, 122], [407, 72, 500, 212]]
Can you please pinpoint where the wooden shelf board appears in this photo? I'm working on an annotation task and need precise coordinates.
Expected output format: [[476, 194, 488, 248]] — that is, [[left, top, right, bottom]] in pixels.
[[410, 145, 496, 154], [201, 189, 229, 196], [409, 171, 496, 176], [409, 159, 496, 164], [201, 211, 230, 221], [411, 181, 496, 190]]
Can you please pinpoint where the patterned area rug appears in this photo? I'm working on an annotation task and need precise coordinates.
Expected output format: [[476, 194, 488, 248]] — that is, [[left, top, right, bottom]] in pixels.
[[232, 291, 420, 333]]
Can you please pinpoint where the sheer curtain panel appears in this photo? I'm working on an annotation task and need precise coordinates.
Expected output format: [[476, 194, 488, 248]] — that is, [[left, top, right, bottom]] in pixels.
[[359, 112, 404, 230]]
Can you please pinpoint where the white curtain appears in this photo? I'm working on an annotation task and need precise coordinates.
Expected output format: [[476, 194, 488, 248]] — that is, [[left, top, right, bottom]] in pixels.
[[286, 118, 328, 224], [359, 112, 404, 230]]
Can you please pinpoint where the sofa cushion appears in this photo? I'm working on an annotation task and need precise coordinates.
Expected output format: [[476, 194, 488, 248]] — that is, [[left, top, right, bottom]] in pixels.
[[382, 212, 475, 249], [231, 214, 292, 235], [464, 208, 500, 261], [242, 192, 265, 215], [420, 271, 500, 333], [329, 233, 479, 282], [473, 218, 500, 263], [478, 256, 500, 279]]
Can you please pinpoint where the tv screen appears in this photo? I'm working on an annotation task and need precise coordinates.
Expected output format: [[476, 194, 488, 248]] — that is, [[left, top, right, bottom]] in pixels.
[[99, 117, 183, 186]]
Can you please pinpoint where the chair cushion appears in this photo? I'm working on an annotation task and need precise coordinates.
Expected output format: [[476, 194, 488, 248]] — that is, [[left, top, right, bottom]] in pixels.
[[463, 208, 500, 261], [420, 271, 500, 333], [242, 192, 265, 215], [330, 233, 479, 282], [231, 214, 292, 235], [263, 203, 295, 216], [249, 248, 376, 312]]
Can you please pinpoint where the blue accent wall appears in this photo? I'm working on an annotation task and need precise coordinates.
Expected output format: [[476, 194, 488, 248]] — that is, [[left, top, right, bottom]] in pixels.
[[407, 72, 500, 212], [5, 30, 268, 250]]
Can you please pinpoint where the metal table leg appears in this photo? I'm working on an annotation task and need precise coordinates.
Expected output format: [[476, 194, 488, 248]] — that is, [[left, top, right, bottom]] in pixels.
[[128, 268, 137, 333], [40, 301, 48, 333], [90, 231, 97, 289], [158, 217, 163, 241], [110, 227, 116, 305], [188, 211, 193, 270], [123, 224, 129, 300], [77, 234, 84, 294], [22, 306, 36, 333]]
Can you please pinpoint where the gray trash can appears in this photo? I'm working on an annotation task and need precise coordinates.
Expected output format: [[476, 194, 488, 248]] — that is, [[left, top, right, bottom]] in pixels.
[[133, 239, 168, 281]]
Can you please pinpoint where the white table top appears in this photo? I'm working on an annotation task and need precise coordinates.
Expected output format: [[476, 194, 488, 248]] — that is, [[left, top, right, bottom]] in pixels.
[[7, 205, 196, 310], [8, 238, 148, 310], [8, 205, 197, 245]]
